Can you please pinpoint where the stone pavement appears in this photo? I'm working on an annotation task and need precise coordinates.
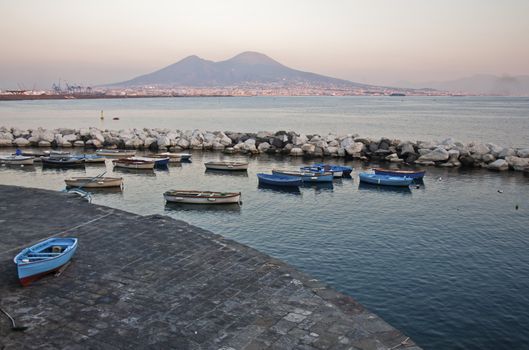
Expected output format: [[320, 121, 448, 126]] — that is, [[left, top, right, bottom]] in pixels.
[[0, 185, 421, 349]]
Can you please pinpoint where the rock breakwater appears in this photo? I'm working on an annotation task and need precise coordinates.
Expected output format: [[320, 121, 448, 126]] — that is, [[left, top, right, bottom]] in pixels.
[[1, 126, 529, 172]]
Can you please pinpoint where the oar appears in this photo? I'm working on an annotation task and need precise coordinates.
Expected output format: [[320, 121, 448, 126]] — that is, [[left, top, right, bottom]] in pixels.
[[0, 306, 28, 332]]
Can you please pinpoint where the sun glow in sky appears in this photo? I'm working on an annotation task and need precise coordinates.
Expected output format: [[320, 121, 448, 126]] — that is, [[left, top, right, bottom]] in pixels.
[[1, 0, 528, 89]]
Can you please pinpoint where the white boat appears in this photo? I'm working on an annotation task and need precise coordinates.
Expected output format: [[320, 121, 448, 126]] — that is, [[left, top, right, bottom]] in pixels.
[[65, 177, 124, 188], [0, 155, 34, 165], [112, 158, 155, 170], [163, 190, 241, 204], [96, 149, 136, 157], [204, 161, 249, 171]]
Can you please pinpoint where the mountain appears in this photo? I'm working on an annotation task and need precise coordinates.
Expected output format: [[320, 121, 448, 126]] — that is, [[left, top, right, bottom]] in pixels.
[[108, 51, 373, 89], [398, 74, 529, 96]]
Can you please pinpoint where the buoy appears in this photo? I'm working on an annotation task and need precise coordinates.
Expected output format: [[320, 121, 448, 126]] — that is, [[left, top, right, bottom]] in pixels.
[[515, 205, 519, 210], [498, 190, 503, 193], [100, 110, 104, 120]]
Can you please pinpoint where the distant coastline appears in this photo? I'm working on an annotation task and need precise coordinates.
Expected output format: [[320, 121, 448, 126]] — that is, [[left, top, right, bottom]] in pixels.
[[0, 93, 236, 101]]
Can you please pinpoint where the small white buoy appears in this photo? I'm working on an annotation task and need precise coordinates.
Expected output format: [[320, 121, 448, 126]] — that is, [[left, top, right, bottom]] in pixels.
[[498, 190, 503, 193], [438, 177, 442, 181]]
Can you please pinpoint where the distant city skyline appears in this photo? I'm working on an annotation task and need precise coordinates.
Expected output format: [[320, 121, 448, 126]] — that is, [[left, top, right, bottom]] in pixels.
[[1, 0, 528, 89]]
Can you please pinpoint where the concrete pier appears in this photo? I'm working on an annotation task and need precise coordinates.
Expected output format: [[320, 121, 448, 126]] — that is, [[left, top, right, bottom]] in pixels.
[[0, 185, 421, 349]]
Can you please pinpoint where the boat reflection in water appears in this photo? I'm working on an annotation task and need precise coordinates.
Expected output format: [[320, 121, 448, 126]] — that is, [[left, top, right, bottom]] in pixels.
[[257, 183, 302, 195], [204, 169, 249, 177], [0, 164, 36, 172], [112, 168, 156, 176], [357, 182, 412, 195], [164, 202, 241, 213], [302, 182, 334, 193]]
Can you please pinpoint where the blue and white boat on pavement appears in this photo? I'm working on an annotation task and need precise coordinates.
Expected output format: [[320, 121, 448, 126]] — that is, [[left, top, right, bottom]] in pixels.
[[358, 172, 413, 187], [14, 237, 78, 286], [257, 173, 303, 187]]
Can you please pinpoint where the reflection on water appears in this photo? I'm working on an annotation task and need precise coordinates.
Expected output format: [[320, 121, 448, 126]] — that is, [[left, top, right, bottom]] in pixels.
[[164, 202, 241, 213], [257, 183, 302, 195], [301, 182, 334, 192], [113, 168, 156, 176], [357, 182, 412, 194], [204, 169, 249, 177], [0, 164, 36, 172]]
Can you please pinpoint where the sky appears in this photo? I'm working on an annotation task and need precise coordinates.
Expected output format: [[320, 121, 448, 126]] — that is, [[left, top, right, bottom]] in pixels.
[[1, 0, 528, 89]]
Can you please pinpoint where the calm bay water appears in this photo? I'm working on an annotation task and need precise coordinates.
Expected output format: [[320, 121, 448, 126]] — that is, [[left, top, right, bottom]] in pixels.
[[1, 96, 529, 349], [0, 96, 528, 147]]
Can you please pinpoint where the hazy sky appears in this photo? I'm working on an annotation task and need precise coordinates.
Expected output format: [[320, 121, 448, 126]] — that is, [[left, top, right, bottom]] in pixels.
[[1, 0, 528, 89]]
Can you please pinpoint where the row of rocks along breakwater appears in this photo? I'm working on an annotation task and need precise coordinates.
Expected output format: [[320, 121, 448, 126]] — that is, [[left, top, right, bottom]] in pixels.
[[1, 126, 529, 172]]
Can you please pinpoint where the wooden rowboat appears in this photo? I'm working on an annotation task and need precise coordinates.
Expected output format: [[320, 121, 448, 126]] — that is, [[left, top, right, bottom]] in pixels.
[[65, 177, 123, 188], [257, 173, 303, 187], [14, 237, 78, 286], [204, 161, 248, 171], [373, 168, 425, 179], [163, 190, 241, 204], [41, 157, 85, 167], [129, 156, 170, 167], [96, 149, 136, 157], [112, 158, 155, 170], [0, 155, 34, 165]]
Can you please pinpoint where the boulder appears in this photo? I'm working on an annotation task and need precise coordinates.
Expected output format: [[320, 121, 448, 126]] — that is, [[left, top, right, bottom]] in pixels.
[[498, 148, 516, 159], [176, 138, 190, 149], [63, 134, 78, 142], [313, 147, 324, 157], [326, 146, 339, 156], [368, 142, 379, 152], [325, 134, 337, 143], [258, 142, 271, 152], [459, 154, 477, 167], [60, 142, 73, 148], [79, 128, 90, 137], [157, 136, 171, 148], [38, 141, 51, 147], [212, 142, 225, 150], [219, 134, 232, 146], [517, 149, 529, 158], [506, 156, 529, 171], [340, 137, 354, 149], [256, 131, 273, 142], [417, 141, 436, 150], [487, 143, 504, 157], [292, 134, 308, 146], [469, 143, 490, 155], [73, 140, 85, 147], [190, 137, 203, 149], [0, 139, 12, 147], [301, 143, 316, 154], [13, 137, 30, 147], [345, 142, 364, 156], [315, 140, 327, 149], [487, 159, 509, 171], [400, 142, 416, 156], [290, 147, 303, 156], [417, 147, 450, 162], [328, 140, 339, 147], [482, 154, 496, 163], [0, 132, 13, 140], [86, 139, 102, 148], [144, 137, 157, 148]]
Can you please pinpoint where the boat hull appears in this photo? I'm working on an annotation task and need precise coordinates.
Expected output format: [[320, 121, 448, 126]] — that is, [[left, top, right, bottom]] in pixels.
[[65, 177, 123, 188], [312, 164, 353, 176], [113, 159, 155, 169], [272, 169, 334, 183], [41, 157, 85, 167], [130, 156, 170, 167], [373, 168, 425, 179], [164, 191, 241, 204], [359, 173, 413, 187], [0, 156, 34, 165], [205, 162, 248, 171], [14, 237, 78, 287], [96, 149, 136, 157], [257, 173, 302, 187]]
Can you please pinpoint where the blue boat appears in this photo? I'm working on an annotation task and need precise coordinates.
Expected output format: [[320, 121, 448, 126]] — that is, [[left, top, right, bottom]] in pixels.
[[373, 168, 425, 179], [272, 169, 334, 183], [358, 172, 413, 187], [312, 163, 353, 176], [14, 237, 78, 287], [257, 173, 303, 187], [129, 156, 170, 167]]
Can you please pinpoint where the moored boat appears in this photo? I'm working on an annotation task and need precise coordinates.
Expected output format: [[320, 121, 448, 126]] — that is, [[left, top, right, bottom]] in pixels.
[[204, 161, 248, 171], [373, 168, 425, 179], [96, 149, 136, 157], [313, 163, 353, 176], [112, 158, 155, 170], [358, 172, 413, 187], [45, 150, 71, 158], [157, 152, 192, 162], [72, 154, 106, 163], [0, 155, 35, 165], [163, 190, 241, 204], [257, 173, 303, 187], [65, 177, 123, 188], [129, 156, 170, 167], [272, 169, 333, 182], [13, 237, 78, 286], [41, 157, 85, 167], [301, 165, 343, 178]]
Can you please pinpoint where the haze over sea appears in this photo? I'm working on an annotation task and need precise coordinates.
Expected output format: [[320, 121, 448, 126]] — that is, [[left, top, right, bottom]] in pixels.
[[1, 96, 528, 147]]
